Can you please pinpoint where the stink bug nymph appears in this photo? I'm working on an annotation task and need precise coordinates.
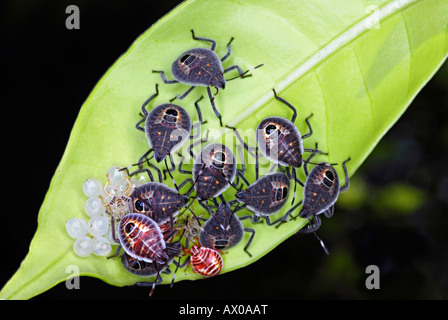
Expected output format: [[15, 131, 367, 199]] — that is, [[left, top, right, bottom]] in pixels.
[[178, 142, 238, 201], [199, 197, 255, 257], [235, 172, 299, 225], [295, 156, 351, 231], [172, 46, 225, 89], [142, 101, 192, 164], [255, 89, 324, 205], [131, 182, 188, 226], [289, 154, 350, 255], [192, 143, 237, 201], [132, 84, 204, 186], [257, 116, 305, 168], [153, 30, 261, 126]]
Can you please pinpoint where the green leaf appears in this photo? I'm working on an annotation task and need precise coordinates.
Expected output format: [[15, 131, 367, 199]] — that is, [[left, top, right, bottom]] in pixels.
[[1, 0, 446, 299]]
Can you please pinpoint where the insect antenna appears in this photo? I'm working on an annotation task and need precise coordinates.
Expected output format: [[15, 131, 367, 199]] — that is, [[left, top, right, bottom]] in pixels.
[[302, 159, 339, 166], [283, 166, 302, 206], [118, 153, 164, 183], [224, 64, 264, 81], [306, 217, 329, 256], [291, 168, 298, 206], [164, 156, 179, 190], [168, 220, 188, 289], [301, 143, 336, 167], [148, 267, 162, 297], [228, 200, 245, 229], [198, 199, 214, 217], [186, 198, 203, 226]]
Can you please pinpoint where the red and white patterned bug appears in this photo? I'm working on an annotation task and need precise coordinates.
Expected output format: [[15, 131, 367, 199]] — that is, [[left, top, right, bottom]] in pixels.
[[118, 213, 168, 264], [190, 245, 223, 277]]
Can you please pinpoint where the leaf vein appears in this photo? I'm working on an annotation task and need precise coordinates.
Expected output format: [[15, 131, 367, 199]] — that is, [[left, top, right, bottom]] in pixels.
[[352, 47, 376, 130], [400, 11, 413, 96], [314, 72, 331, 160]]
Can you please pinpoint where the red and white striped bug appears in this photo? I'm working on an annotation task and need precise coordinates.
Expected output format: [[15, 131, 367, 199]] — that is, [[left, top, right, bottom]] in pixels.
[[190, 245, 223, 277], [118, 213, 168, 264]]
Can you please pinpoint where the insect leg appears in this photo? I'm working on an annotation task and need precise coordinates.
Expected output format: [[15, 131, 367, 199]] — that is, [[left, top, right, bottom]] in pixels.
[[107, 244, 123, 260], [243, 227, 255, 258], [163, 156, 178, 190], [146, 162, 163, 183], [323, 205, 334, 218], [193, 94, 206, 125], [303, 146, 326, 155], [262, 215, 278, 226], [273, 88, 297, 123], [171, 256, 191, 288], [220, 37, 234, 62], [301, 113, 317, 140], [274, 200, 303, 229], [121, 164, 156, 183], [180, 180, 195, 196], [255, 147, 260, 181], [303, 149, 317, 177], [206, 86, 223, 126], [178, 156, 192, 175], [135, 269, 163, 297], [236, 145, 251, 187], [298, 216, 329, 255], [340, 157, 351, 192], [177, 157, 195, 194], [187, 129, 209, 159], [109, 216, 119, 243], [298, 215, 322, 234], [223, 65, 247, 77], [137, 149, 155, 169], [128, 167, 156, 183], [226, 125, 257, 158], [141, 84, 159, 117], [135, 118, 145, 132], [173, 255, 191, 269], [171, 255, 191, 286], [190, 96, 206, 139], [224, 64, 264, 81], [239, 212, 259, 224], [152, 70, 179, 84], [178, 177, 193, 188], [172, 85, 196, 102], [191, 29, 216, 51], [291, 168, 298, 206], [194, 95, 206, 123]]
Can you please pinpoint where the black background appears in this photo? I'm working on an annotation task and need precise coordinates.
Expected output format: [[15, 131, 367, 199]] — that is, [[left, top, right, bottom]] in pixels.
[[2, 0, 447, 300]]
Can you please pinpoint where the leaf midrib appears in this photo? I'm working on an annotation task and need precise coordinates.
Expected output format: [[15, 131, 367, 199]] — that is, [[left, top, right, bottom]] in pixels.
[[227, 0, 419, 129]]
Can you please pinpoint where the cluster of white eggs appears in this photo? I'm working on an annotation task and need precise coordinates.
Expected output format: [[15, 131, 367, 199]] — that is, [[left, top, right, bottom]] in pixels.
[[65, 166, 146, 258]]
